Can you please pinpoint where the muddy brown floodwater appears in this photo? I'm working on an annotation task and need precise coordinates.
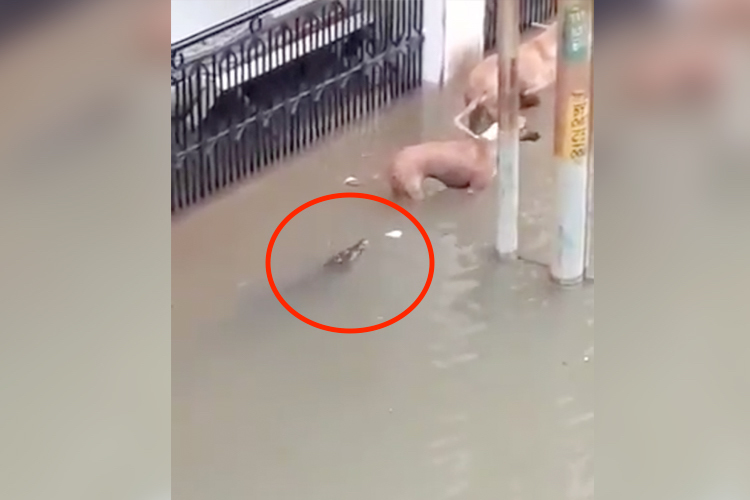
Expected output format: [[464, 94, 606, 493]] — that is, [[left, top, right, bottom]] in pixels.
[[172, 84, 594, 500]]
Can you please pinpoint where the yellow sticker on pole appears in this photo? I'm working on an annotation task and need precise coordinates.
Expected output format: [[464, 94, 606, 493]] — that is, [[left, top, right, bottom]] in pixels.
[[562, 91, 589, 163]]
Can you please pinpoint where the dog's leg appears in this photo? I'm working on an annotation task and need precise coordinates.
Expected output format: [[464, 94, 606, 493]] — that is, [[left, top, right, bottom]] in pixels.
[[406, 186, 425, 201], [520, 92, 541, 108], [520, 129, 541, 142], [402, 176, 426, 201]]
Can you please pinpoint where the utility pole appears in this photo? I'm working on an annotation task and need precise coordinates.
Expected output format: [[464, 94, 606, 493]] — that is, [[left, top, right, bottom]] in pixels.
[[551, 0, 593, 285], [495, 0, 521, 259]]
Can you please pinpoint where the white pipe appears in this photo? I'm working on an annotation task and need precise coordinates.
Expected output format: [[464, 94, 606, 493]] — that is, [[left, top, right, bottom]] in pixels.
[[550, 0, 593, 285], [495, 0, 521, 259], [584, 143, 594, 281]]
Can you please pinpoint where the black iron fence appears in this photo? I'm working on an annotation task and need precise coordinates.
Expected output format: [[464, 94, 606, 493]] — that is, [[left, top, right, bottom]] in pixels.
[[171, 0, 424, 212], [484, 0, 557, 51]]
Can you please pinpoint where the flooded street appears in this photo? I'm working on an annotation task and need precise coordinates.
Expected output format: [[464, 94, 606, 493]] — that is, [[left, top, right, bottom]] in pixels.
[[172, 85, 594, 499]]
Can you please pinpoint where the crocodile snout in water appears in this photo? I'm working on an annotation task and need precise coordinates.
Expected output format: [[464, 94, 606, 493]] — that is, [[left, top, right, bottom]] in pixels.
[[324, 239, 369, 268], [238, 239, 371, 319]]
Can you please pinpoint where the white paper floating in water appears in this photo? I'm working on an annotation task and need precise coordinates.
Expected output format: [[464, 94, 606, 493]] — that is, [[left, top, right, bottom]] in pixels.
[[385, 230, 403, 239], [344, 176, 360, 186]]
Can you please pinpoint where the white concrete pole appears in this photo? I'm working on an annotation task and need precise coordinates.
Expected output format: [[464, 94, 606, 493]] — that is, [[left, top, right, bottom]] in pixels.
[[550, 0, 593, 285], [495, 0, 521, 258]]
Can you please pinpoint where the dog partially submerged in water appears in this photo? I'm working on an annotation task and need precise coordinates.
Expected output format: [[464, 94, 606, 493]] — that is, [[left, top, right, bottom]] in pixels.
[[386, 28, 549, 202], [464, 21, 558, 131], [388, 117, 540, 201]]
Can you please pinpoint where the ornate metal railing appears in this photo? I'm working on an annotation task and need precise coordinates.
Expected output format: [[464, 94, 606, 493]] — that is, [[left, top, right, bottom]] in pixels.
[[171, 0, 424, 212], [484, 0, 557, 51]]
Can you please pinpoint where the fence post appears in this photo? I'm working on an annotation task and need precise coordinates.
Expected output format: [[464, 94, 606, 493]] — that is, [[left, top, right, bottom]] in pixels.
[[550, 0, 593, 285], [495, 0, 521, 258]]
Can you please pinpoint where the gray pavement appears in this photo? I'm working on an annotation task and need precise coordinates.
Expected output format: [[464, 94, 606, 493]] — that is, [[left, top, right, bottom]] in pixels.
[[172, 84, 594, 500]]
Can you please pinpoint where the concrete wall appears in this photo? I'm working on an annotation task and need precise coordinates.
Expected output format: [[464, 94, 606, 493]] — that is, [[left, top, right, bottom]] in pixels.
[[422, 0, 487, 86], [171, 0, 269, 43]]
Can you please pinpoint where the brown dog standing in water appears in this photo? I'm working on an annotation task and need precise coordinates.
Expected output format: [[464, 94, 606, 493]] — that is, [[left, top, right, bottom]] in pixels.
[[388, 119, 540, 201], [386, 36, 545, 202], [464, 22, 558, 131]]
